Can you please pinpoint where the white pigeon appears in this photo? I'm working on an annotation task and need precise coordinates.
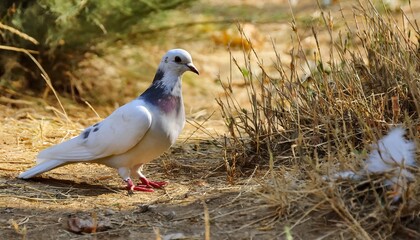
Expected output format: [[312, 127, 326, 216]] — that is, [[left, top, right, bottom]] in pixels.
[[19, 49, 199, 192]]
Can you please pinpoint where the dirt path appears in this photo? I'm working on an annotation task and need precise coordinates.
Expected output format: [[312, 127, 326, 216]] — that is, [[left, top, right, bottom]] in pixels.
[[0, 102, 272, 239]]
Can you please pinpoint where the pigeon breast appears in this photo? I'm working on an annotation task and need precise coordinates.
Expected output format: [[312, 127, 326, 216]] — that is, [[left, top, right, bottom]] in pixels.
[[139, 68, 182, 115]]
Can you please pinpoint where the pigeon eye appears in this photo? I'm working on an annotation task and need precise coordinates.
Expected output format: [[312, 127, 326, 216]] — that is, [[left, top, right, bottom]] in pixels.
[[174, 56, 181, 63]]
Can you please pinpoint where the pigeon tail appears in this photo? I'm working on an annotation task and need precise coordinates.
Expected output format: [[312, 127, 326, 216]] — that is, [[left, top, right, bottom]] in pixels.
[[18, 160, 64, 179]]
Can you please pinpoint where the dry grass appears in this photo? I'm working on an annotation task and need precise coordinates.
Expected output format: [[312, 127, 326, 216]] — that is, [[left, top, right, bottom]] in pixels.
[[217, 0, 420, 238], [0, 22, 39, 45]]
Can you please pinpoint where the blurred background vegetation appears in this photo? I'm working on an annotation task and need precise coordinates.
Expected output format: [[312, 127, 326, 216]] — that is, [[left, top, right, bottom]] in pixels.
[[0, 0, 195, 102]]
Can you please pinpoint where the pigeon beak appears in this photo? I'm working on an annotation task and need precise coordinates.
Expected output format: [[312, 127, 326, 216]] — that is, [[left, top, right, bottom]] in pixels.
[[186, 63, 199, 75]]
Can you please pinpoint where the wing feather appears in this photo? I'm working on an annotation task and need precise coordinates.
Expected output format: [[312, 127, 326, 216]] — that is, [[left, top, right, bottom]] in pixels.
[[38, 100, 152, 163]]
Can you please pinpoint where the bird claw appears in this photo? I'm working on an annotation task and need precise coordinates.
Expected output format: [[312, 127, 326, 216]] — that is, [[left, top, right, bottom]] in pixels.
[[132, 186, 155, 192], [125, 185, 155, 193], [125, 178, 153, 193], [125, 177, 167, 193], [138, 177, 167, 189]]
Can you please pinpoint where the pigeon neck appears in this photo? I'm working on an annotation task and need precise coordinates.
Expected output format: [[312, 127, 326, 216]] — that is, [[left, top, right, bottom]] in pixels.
[[152, 68, 182, 96], [152, 68, 165, 83], [139, 68, 183, 101]]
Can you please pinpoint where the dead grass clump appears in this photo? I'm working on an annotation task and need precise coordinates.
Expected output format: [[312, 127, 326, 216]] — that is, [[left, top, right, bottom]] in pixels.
[[217, 0, 420, 238], [317, 176, 419, 239]]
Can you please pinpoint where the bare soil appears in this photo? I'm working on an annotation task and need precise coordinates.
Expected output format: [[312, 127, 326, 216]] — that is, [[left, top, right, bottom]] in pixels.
[[0, 102, 278, 239]]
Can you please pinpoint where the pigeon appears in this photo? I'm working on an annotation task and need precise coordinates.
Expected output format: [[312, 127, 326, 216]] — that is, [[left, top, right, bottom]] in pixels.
[[18, 49, 199, 192]]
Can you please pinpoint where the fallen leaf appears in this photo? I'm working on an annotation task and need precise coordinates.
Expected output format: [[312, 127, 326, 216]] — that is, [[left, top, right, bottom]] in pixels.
[[66, 214, 111, 234]]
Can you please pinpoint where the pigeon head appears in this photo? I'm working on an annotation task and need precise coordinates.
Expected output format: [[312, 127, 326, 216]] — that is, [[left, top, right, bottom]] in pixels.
[[140, 49, 198, 111], [159, 49, 199, 76]]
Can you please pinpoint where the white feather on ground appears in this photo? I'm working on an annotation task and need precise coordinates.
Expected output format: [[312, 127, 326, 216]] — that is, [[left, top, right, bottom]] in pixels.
[[365, 127, 416, 201], [325, 127, 416, 201], [326, 170, 362, 181], [365, 127, 416, 184]]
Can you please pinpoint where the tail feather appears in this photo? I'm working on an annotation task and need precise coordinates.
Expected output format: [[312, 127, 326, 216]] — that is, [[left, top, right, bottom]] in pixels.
[[18, 160, 64, 179]]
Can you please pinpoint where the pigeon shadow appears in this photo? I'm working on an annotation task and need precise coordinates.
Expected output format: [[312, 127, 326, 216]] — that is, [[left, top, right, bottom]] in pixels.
[[20, 177, 123, 197]]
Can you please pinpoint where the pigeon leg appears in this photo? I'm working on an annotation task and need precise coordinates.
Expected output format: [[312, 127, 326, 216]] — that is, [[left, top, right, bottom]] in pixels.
[[119, 167, 154, 192], [134, 166, 167, 189], [125, 178, 154, 192], [139, 176, 167, 189]]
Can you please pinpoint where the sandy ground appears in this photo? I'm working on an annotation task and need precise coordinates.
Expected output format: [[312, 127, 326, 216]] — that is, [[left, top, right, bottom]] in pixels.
[[0, 102, 276, 239]]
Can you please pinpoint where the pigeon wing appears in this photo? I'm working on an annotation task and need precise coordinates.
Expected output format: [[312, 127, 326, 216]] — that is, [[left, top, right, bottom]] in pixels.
[[37, 101, 152, 163]]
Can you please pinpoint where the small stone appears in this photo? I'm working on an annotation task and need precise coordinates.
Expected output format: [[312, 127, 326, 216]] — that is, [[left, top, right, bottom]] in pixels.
[[162, 233, 186, 240], [135, 204, 157, 214], [104, 209, 115, 216], [162, 211, 176, 220]]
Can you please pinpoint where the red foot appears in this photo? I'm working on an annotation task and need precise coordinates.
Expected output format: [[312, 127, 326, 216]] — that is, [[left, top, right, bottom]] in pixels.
[[125, 178, 167, 193], [125, 178, 154, 192], [138, 177, 167, 189]]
